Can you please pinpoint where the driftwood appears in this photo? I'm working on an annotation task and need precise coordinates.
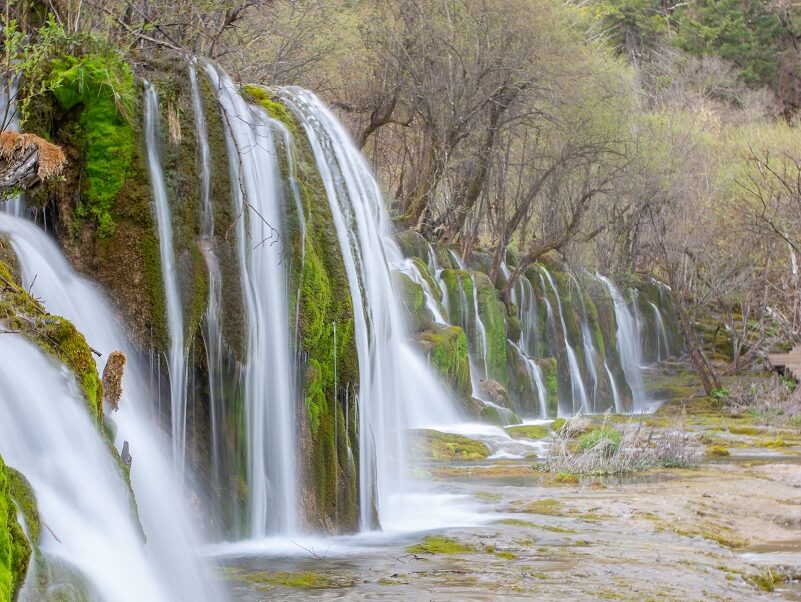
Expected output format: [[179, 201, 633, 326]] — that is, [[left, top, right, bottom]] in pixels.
[[0, 131, 66, 195]]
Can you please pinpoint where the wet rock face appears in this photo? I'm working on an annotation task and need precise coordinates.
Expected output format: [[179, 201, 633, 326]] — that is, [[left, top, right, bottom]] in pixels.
[[479, 379, 511, 408]]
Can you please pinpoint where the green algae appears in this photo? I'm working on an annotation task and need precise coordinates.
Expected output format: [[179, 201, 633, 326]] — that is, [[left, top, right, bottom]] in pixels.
[[410, 429, 490, 461], [407, 535, 476, 555]]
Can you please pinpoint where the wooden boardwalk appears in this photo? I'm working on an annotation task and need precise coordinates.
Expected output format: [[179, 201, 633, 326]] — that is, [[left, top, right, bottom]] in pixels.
[[768, 345, 801, 382]]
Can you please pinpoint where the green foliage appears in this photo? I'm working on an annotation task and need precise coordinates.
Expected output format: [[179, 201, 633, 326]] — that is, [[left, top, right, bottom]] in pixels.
[[0, 456, 31, 602], [577, 427, 622, 456], [49, 52, 136, 237], [711, 387, 730, 402], [417, 326, 471, 401]]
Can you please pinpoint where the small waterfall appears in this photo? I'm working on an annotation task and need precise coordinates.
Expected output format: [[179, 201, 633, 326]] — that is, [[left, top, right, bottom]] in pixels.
[[189, 62, 227, 499], [280, 87, 458, 531], [509, 342, 548, 418], [569, 273, 601, 407], [400, 258, 446, 324], [1, 74, 26, 217], [0, 336, 172, 601], [518, 274, 540, 358], [598, 275, 645, 409], [0, 214, 222, 600], [206, 65, 298, 536], [650, 301, 670, 361], [541, 267, 590, 413], [605, 362, 623, 413], [469, 274, 490, 379], [143, 81, 189, 478]]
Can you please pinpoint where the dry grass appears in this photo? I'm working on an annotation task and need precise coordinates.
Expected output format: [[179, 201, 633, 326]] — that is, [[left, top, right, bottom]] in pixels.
[[0, 131, 66, 179], [727, 375, 801, 429], [543, 411, 698, 475], [101, 350, 126, 411]]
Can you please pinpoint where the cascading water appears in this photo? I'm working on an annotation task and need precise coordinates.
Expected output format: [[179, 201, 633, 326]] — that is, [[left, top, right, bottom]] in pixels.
[[0, 336, 172, 601], [0, 74, 26, 217], [569, 273, 601, 407], [189, 61, 227, 500], [509, 341, 548, 418], [0, 213, 222, 601], [650, 301, 670, 361], [541, 267, 590, 413], [598, 275, 645, 409], [280, 87, 459, 530], [143, 81, 189, 478], [205, 65, 298, 536]]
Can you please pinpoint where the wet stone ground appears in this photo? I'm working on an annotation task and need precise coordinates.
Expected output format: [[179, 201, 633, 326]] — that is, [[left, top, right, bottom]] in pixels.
[[217, 367, 801, 601]]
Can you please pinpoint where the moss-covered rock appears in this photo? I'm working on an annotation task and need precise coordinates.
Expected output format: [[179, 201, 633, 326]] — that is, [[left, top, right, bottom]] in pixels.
[[479, 404, 522, 426], [416, 326, 473, 410], [0, 456, 31, 602], [395, 230, 429, 261], [0, 260, 103, 422], [409, 429, 490, 461], [394, 272, 435, 333], [473, 272, 508, 384]]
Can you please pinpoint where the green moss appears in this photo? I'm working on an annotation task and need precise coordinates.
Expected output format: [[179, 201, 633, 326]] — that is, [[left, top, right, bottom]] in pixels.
[[705, 445, 730, 457], [411, 257, 443, 303], [479, 405, 522, 426], [394, 272, 434, 332], [0, 456, 31, 602], [505, 424, 550, 439], [417, 326, 471, 403], [474, 272, 508, 384], [406, 535, 475, 555], [396, 230, 429, 260], [522, 498, 562, 516], [231, 568, 351, 590], [539, 357, 559, 418], [242, 84, 300, 139], [410, 429, 490, 461], [0, 261, 103, 422], [49, 53, 136, 238]]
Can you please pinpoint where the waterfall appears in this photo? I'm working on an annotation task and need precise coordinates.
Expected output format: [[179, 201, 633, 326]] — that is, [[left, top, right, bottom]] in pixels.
[[541, 267, 590, 413], [280, 87, 458, 531], [0, 337, 171, 601], [598, 275, 645, 409], [0, 74, 26, 217], [400, 258, 447, 324], [205, 65, 298, 536], [469, 274, 491, 379], [188, 62, 228, 501], [0, 214, 221, 600], [650, 301, 670, 361], [605, 362, 623, 413], [518, 274, 540, 357], [509, 342, 548, 418], [569, 273, 601, 408], [143, 82, 189, 478]]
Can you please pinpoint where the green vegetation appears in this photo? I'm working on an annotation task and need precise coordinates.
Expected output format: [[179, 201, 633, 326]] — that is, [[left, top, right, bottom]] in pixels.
[[505, 424, 550, 440], [49, 52, 136, 237], [406, 535, 476, 555], [0, 260, 103, 422], [0, 456, 31, 602], [417, 326, 472, 403], [577, 428, 622, 456], [410, 430, 490, 461]]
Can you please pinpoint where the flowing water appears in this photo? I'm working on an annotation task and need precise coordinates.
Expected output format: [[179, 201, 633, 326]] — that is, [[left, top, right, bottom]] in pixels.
[[143, 81, 189, 478], [280, 87, 459, 531], [205, 65, 298, 537], [541, 267, 590, 414], [0, 214, 221, 601], [598, 274, 645, 410]]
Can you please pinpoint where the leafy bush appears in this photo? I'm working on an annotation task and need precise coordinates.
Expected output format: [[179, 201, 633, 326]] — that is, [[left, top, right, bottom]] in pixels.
[[577, 427, 621, 457]]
